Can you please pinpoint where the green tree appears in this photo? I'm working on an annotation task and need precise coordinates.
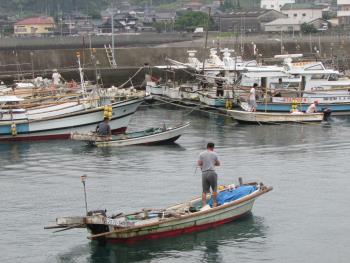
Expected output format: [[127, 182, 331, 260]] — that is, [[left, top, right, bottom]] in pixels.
[[322, 11, 336, 20], [301, 23, 317, 34], [174, 11, 213, 32], [152, 21, 174, 33]]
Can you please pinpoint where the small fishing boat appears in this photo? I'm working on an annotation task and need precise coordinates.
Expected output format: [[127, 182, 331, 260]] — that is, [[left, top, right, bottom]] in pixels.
[[70, 122, 190, 147], [228, 109, 326, 124], [45, 178, 272, 244]]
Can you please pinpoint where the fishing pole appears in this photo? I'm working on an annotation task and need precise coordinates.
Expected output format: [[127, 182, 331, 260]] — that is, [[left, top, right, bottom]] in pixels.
[[193, 166, 198, 176]]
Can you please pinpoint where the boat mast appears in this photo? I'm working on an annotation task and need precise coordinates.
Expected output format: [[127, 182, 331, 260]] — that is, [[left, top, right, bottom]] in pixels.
[[201, 7, 211, 73], [77, 52, 87, 96], [111, 0, 116, 67]]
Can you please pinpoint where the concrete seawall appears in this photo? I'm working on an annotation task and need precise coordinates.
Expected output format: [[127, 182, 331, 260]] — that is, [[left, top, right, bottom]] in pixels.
[[1, 33, 350, 85]]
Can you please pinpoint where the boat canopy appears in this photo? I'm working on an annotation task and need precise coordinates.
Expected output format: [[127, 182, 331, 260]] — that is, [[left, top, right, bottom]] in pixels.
[[242, 71, 289, 78]]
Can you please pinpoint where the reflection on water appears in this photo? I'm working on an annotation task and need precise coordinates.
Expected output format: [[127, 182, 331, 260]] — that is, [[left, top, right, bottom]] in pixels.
[[0, 142, 31, 165], [1, 106, 350, 263], [56, 214, 267, 263]]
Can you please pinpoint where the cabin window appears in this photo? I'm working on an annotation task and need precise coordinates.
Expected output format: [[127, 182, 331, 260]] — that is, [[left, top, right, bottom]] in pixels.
[[328, 74, 338, 81], [286, 83, 299, 88], [293, 14, 297, 17], [311, 74, 326, 80]]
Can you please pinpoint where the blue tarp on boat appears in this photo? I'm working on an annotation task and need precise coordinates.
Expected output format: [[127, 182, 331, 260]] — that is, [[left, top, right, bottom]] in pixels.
[[209, 185, 256, 207]]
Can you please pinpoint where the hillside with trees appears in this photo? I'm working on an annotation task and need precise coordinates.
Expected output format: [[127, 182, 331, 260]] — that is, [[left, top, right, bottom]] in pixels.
[[0, 0, 110, 17]]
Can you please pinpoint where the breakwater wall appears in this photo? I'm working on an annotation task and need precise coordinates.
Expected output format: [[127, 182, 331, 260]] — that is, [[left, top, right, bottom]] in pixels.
[[1, 33, 350, 85]]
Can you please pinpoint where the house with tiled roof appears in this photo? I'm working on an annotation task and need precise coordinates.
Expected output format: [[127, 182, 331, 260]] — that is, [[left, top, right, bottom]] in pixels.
[[98, 13, 138, 33], [14, 16, 55, 37], [212, 9, 286, 32], [261, 0, 295, 11]]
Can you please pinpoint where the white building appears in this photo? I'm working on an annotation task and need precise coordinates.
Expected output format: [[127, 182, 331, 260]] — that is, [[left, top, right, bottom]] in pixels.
[[337, 0, 350, 26], [264, 17, 329, 32], [264, 17, 309, 32], [280, 3, 325, 20], [261, 0, 295, 11]]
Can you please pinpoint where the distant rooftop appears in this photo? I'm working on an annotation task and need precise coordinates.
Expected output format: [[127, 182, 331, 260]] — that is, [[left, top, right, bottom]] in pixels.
[[265, 17, 322, 26], [218, 9, 279, 18], [15, 16, 55, 25], [281, 3, 326, 10]]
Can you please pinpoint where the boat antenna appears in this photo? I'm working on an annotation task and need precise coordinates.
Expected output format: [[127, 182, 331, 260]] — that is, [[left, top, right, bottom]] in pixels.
[[81, 175, 88, 215], [201, 7, 211, 73]]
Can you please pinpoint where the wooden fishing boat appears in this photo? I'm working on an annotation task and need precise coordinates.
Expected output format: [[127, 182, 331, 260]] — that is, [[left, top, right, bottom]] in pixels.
[[70, 122, 190, 147], [0, 96, 147, 141], [227, 109, 325, 124], [45, 179, 272, 244], [0, 96, 95, 122]]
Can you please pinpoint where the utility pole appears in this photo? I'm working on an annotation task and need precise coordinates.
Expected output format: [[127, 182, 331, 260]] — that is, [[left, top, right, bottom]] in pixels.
[[280, 29, 283, 54]]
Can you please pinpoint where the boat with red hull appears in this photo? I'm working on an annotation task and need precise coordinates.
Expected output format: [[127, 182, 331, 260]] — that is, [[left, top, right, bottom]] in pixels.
[[45, 179, 272, 244]]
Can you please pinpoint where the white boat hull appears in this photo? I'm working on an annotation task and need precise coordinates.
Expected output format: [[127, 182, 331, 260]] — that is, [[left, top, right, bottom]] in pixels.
[[228, 109, 324, 124], [0, 97, 145, 141], [95, 123, 189, 147], [146, 85, 164, 96], [163, 86, 181, 99]]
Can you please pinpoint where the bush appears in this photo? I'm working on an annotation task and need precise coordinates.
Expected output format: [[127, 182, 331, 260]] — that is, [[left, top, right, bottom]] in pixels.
[[174, 11, 213, 32], [301, 23, 317, 34]]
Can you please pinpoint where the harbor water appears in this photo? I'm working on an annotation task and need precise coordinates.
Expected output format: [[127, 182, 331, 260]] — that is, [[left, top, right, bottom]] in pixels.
[[1, 105, 350, 263]]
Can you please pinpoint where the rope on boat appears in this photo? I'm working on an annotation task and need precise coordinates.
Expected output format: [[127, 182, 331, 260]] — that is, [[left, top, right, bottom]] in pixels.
[[152, 96, 232, 117], [116, 67, 144, 89]]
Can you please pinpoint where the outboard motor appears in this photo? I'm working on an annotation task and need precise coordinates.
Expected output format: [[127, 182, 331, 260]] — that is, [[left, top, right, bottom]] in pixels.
[[322, 108, 332, 121], [87, 209, 106, 216]]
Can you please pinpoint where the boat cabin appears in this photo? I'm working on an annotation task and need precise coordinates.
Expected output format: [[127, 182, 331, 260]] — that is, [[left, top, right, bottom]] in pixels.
[[0, 96, 26, 121]]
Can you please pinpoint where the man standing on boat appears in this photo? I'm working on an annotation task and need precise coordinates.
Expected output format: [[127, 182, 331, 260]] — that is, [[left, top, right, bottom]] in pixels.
[[197, 142, 220, 208], [215, 72, 225, 97], [96, 117, 112, 137], [52, 69, 62, 86], [248, 83, 258, 112]]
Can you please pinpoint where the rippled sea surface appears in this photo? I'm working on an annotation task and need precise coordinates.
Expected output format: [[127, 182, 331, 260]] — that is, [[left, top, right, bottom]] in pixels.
[[1, 105, 350, 263]]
